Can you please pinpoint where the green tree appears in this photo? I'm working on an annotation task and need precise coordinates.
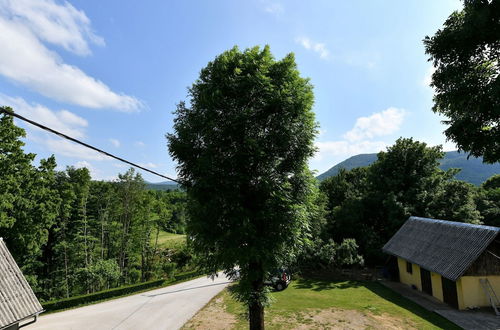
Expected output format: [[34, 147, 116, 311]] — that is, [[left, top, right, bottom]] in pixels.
[[0, 108, 60, 289], [320, 138, 455, 263], [115, 168, 146, 283], [368, 138, 447, 236], [430, 180, 482, 223], [477, 174, 500, 226], [424, 0, 500, 163], [168, 46, 316, 329], [319, 167, 369, 243], [0, 108, 35, 235]]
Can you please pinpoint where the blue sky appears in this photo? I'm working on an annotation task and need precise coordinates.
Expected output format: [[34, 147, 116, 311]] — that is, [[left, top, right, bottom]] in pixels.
[[0, 0, 463, 182]]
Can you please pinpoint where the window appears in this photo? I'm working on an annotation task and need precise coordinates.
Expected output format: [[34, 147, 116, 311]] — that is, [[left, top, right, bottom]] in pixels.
[[406, 261, 413, 274]]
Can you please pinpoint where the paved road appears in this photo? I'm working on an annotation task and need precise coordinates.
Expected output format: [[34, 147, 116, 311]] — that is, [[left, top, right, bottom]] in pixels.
[[30, 274, 230, 330]]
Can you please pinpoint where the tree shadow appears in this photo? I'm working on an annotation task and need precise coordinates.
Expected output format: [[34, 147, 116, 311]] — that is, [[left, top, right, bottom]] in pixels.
[[293, 275, 363, 292], [364, 282, 462, 330]]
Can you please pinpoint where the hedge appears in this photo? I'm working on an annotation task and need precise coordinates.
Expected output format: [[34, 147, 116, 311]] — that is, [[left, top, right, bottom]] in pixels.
[[42, 269, 204, 312]]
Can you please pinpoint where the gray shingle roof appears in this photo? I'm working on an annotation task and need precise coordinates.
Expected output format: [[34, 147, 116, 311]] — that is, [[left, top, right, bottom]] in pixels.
[[383, 216, 500, 281], [0, 238, 43, 329]]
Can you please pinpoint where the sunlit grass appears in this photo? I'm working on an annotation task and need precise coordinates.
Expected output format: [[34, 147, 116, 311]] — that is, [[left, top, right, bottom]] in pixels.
[[153, 230, 186, 250], [195, 277, 461, 329]]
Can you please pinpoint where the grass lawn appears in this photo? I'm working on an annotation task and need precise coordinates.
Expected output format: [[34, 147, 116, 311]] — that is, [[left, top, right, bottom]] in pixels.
[[154, 230, 186, 250], [183, 276, 461, 329]]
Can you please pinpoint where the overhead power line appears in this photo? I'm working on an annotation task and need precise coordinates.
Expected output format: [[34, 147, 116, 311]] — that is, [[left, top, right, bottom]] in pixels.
[[0, 107, 180, 184]]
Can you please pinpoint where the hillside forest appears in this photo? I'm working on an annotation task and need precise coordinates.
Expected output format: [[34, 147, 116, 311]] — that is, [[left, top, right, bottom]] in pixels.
[[1, 108, 499, 301]]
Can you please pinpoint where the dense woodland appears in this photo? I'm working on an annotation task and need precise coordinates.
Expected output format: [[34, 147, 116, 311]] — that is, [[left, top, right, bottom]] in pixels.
[[0, 111, 190, 301], [312, 138, 500, 266], [1, 109, 499, 301]]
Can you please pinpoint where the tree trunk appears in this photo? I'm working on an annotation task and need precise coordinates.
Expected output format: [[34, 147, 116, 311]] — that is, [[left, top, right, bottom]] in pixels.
[[249, 301, 264, 330], [248, 261, 265, 330]]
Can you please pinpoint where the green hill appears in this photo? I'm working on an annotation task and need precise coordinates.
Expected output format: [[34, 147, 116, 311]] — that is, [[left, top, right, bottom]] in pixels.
[[317, 151, 500, 185], [145, 181, 180, 191]]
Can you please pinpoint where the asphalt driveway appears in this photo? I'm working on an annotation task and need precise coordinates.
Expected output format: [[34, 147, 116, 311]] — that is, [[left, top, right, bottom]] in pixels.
[[30, 274, 230, 330]]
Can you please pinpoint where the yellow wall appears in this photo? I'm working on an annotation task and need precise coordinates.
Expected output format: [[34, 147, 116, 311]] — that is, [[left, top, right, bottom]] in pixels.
[[457, 275, 500, 309], [397, 258, 444, 303], [397, 257, 421, 290], [397, 258, 500, 310], [430, 272, 443, 302]]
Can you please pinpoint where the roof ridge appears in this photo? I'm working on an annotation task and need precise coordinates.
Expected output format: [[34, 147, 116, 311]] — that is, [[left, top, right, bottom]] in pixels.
[[409, 216, 500, 232], [383, 216, 500, 281]]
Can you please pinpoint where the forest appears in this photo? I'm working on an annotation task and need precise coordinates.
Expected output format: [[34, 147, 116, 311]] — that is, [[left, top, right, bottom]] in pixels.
[[1, 108, 499, 302], [307, 137, 500, 268], [0, 110, 191, 301]]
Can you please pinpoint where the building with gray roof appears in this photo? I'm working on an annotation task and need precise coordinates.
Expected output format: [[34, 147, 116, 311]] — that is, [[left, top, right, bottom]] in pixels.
[[383, 216, 500, 311], [0, 238, 43, 330]]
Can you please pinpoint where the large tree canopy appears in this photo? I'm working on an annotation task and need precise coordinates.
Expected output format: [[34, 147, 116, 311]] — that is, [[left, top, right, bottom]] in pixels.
[[167, 46, 317, 329], [424, 0, 500, 163]]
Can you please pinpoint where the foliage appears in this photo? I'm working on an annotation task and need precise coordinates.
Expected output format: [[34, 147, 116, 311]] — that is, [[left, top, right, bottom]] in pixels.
[[367, 138, 447, 236], [0, 109, 193, 300], [168, 45, 317, 328], [318, 137, 495, 265], [424, 0, 500, 163], [296, 238, 364, 271], [477, 174, 500, 226], [0, 108, 60, 288], [429, 180, 482, 224]]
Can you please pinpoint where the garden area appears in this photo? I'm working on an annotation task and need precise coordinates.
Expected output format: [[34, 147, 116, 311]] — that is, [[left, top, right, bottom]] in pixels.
[[183, 275, 460, 330]]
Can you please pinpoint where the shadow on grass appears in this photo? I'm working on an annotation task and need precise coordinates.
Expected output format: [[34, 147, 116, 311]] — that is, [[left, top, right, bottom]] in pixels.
[[295, 273, 461, 329], [294, 277, 362, 291], [364, 282, 462, 330]]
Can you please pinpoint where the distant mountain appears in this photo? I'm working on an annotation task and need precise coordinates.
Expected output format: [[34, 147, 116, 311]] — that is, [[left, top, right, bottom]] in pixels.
[[316, 151, 500, 185], [316, 153, 378, 181], [145, 181, 180, 191]]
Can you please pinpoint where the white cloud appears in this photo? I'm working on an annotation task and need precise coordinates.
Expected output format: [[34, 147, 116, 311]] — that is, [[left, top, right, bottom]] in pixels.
[[0, 1, 142, 111], [296, 36, 329, 59], [138, 162, 158, 169], [312, 107, 406, 169], [0, 94, 115, 161], [74, 160, 97, 177], [109, 138, 120, 147], [0, 0, 104, 56], [0, 94, 87, 138], [74, 160, 118, 180], [422, 66, 436, 87], [45, 138, 109, 160], [343, 107, 406, 142], [342, 50, 379, 70], [313, 140, 386, 161], [264, 2, 284, 15], [134, 141, 145, 147]]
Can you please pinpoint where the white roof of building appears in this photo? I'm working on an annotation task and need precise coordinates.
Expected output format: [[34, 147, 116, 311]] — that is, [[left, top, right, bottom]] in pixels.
[[0, 238, 43, 329]]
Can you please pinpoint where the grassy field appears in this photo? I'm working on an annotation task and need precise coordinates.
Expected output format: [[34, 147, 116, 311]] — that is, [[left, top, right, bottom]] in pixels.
[[183, 276, 461, 329], [154, 230, 186, 250]]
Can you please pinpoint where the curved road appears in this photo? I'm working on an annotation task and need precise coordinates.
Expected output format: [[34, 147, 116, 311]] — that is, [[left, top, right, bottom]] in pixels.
[[30, 274, 230, 330]]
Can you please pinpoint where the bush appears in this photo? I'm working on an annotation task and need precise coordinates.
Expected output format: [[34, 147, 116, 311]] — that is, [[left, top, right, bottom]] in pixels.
[[296, 238, 364, 271], [162, 262, 177, 278]]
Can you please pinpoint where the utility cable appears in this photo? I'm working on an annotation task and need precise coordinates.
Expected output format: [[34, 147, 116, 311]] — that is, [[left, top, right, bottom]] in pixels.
[[0, 107, 180, 183]]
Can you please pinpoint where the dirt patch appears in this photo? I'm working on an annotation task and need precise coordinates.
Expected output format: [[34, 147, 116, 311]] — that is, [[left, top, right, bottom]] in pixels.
[[182, 297, 238, 330], [183, 296, 418, 330], [268, 308, 418, 329]]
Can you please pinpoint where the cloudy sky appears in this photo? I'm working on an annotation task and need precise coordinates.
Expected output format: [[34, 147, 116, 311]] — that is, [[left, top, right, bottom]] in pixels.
[[0, 0, 462, 181]]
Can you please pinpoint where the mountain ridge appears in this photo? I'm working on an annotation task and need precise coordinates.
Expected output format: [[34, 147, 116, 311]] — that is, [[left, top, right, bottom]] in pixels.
[[316, 151, 500, 185]]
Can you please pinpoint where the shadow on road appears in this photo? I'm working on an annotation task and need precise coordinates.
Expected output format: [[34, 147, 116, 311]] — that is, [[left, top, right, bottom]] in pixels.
[[143, 281, 232, 297]]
